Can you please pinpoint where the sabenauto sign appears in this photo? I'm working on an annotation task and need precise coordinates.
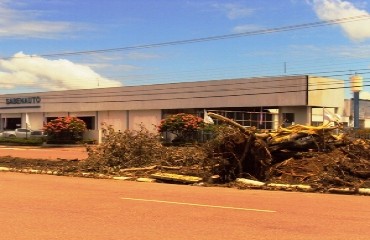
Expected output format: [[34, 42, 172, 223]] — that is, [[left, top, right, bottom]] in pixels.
[[6, 96, 41, 104]]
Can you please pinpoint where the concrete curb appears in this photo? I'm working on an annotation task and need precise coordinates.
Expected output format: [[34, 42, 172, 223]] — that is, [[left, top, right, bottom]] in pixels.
[[1, 166, 370, 196], [236, 178, 265, 187], [266, 183, 313, 191], [328, 188, 356, 194]]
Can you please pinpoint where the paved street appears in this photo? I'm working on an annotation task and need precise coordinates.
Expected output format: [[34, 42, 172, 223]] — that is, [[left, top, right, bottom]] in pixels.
[[1, 172, 370, 240]]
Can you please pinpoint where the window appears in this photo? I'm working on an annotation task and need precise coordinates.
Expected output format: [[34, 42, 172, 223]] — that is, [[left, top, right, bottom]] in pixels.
[[283, 113, 295, 124], [78, 116, 95, 130], [2, 118, 21, 130]]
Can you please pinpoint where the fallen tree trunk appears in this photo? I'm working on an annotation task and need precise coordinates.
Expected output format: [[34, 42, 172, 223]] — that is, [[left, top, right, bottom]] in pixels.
[[119, 165, 157, 172], [151, 172, 202, 184], [206, 112, 271, 180]]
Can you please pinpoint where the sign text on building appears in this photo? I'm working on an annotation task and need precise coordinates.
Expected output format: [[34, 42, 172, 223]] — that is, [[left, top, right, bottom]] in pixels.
[[6, 96, 41, 105]]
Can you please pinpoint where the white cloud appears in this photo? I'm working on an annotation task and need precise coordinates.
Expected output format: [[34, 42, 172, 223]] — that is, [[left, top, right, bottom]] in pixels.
[[312, 0, 370, 41], [287, 43, 370, 59], [212, 3, 254, 19], [88, 63, 139, 72], [0, 52, 122, 91], [0, 1, 86, 38], [232, 24, 262, 33]]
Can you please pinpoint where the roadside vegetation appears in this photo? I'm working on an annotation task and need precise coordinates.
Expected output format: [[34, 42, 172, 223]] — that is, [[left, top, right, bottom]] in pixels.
[[81, 121, 213, 179], [1, 113, 370, 193], [0, 137, 44, 146]]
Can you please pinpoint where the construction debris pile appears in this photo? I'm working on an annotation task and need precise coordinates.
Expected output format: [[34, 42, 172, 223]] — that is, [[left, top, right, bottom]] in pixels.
[[206, 112, 370, 190], [80, 112, 370, 191]]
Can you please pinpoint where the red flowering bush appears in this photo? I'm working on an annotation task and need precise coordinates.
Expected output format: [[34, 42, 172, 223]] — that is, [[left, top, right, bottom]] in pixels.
[[44, 116, 87, 143], [157, 113, 206, 143]]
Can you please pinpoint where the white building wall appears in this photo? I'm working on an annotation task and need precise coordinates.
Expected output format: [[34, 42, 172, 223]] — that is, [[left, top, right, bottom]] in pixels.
[[98, 110, 127, 132], [128, 110, 162, 132], [365, 119, 370, 128], [44, 112, 68, 118], [308, 76, 345, 108], [279, 106, 311, 125], [1, 113, 21, 118], [69, 111, 96, 117], [22, 113, 44, 130]]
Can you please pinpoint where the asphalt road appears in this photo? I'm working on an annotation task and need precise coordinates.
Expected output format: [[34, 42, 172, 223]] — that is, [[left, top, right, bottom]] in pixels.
[[1, 172, 370, 240]]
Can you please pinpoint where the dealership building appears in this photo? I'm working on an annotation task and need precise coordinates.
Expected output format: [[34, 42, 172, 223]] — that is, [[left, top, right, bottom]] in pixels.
[[0, 75, 345, 142]]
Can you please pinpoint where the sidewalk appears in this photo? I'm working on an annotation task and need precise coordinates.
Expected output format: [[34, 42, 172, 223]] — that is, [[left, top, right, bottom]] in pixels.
[[0, 145, 89, 160]]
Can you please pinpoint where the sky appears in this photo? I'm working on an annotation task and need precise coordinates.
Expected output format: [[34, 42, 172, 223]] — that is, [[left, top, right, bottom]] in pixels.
[[0, 0, 370, 99]]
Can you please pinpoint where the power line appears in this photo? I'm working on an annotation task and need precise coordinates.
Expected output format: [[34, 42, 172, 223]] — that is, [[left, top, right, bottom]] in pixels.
[[2, 15, 370, 60], [0, 15, 369, 93], [1, 56, 369, 92]]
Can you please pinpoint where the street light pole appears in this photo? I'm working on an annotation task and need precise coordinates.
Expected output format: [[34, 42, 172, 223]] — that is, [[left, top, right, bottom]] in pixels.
[[350, 75, 363, 129], [353, 91, 360, 129]]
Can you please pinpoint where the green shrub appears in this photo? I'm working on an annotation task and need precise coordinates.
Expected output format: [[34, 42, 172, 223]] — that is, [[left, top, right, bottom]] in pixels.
[[157, 113, 211, 144], [0, 137, 44, 146], [82, 123, 164, 173], [44, 116, 87, 143]]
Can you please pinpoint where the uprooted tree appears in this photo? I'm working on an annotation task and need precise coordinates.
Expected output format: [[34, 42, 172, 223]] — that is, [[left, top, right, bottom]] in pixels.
[[205, 112, 370, 189], [205, 112, 344, 180]]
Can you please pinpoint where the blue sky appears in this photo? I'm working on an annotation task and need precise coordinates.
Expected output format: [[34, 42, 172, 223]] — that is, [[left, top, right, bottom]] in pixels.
[[0, 0, 370, 99]]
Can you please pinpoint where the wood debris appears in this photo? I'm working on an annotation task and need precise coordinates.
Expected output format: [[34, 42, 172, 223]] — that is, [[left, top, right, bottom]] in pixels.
[[206, 112, 370, 190], [151, 172, 202, 183]]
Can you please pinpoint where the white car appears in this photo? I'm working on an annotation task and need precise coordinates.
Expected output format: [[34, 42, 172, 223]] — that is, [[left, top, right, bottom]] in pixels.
[[2, 128, 46, 138]]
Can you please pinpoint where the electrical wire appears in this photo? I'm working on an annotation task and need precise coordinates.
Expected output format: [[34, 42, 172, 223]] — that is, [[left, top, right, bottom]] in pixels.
[[0, 15, 369, 93], [1, 15, 370, 60]]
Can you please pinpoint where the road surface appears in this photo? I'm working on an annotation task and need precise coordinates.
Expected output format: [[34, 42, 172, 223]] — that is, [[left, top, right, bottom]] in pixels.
[[1, 172, 370, 240]]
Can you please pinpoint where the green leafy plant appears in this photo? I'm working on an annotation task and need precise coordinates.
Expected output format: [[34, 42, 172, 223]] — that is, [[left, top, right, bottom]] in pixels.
[[43, 116, 87, 143], [82, 123, 164, 172], [0, 137, 43, 146], [82, 123, 211, 177]]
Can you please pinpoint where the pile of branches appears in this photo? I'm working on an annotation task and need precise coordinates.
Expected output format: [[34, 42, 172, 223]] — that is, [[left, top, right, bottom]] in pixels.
[[81, 115, 369, 189], [82, 123, 209, 177], [206, 112, 370, 189]]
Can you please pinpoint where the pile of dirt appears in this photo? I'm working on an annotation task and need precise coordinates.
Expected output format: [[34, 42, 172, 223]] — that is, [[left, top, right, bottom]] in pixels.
[[268, 144, 370, 189], [0, 156, 80, 174]]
